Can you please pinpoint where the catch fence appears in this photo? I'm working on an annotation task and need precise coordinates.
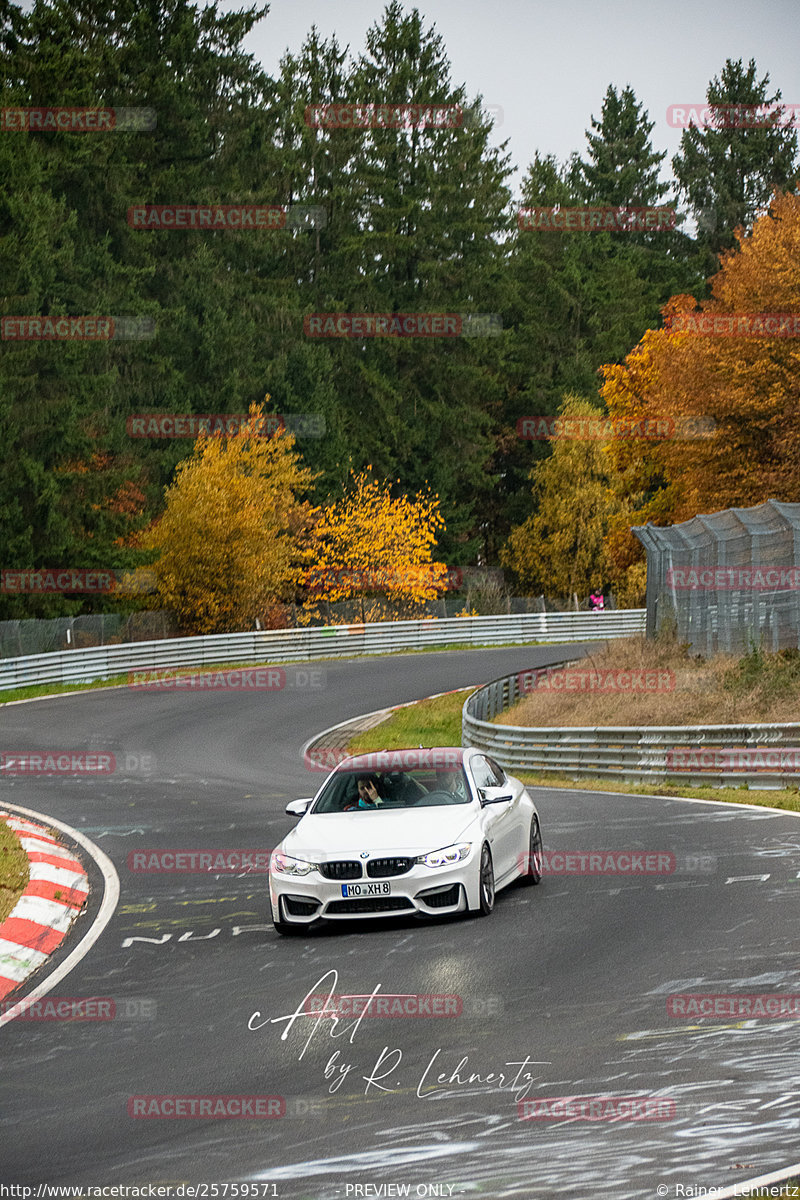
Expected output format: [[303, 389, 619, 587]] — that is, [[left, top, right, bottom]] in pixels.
[[633, 499, 800, 654]]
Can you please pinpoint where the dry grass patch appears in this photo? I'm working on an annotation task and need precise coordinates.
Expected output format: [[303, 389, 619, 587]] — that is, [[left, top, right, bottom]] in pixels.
[[0, 817, 29, 923], [501, 636, 800, 727]]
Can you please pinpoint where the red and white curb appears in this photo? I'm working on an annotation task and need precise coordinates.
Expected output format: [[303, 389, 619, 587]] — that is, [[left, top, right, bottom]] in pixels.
[[0, 810, 89, 1001]]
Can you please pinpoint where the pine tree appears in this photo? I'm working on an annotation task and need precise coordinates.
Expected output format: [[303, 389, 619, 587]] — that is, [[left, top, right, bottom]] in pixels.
[[672, 58, 798, 265], [577, 84, 669, 208], [316, 2, 514, 563], [497, 89, 703, 564]]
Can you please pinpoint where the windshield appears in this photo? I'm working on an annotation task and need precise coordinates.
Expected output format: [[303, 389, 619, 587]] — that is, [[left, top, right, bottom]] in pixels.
[[312, 766, 471, 813]]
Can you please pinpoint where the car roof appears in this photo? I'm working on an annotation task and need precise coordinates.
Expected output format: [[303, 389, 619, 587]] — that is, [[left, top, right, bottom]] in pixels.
[[337, 747, 468, 772]]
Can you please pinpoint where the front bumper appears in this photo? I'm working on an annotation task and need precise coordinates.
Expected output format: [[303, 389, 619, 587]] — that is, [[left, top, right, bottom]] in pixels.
[[269, 860, 474, 924]]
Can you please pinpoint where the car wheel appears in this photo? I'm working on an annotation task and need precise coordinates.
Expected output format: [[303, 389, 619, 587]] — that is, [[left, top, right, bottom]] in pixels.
[[522, 815, 543, 885], [476, 843, 495, 916]]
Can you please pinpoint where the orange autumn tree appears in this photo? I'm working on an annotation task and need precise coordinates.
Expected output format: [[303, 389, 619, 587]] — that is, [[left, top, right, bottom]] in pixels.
[[601, 187, 800, 598], [304, 471, 448, 621]]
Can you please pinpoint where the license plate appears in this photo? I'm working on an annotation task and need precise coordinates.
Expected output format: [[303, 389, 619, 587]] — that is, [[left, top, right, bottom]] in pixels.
[[341, 881, 391, 897]]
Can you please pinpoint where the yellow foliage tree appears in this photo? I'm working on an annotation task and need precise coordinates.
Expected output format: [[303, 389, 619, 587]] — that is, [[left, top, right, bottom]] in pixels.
[[143, 401, 318, 634], [305, 471, 448, 620], [501, 395, 621, 601]]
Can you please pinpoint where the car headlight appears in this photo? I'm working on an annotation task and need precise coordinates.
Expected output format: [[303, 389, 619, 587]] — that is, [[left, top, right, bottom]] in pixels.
[[415, 843, 472, 869], [271, 852, 317, 876]]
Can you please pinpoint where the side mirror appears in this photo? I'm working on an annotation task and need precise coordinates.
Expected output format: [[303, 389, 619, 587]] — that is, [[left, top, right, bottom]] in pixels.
[[479, 786, 513, 806], [286, 797, 313, 817]]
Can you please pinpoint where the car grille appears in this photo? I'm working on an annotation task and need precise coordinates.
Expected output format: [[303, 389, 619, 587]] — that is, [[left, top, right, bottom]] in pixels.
[[417, 884, 462, 909], [366, 856, 414, 878], [326, 897, 415, 915], [319, 861, 362, 880]]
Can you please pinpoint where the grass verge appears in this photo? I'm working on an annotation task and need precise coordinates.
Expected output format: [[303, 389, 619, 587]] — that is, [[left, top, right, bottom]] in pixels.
[[0, 817, 30, 923], [0, 674, 134, 705], [345, 689, 470, 753], [345, 689, 800, 813]]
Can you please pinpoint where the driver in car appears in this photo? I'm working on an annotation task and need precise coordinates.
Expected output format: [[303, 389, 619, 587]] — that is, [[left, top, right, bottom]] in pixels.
[[356, 774, 384, 808]]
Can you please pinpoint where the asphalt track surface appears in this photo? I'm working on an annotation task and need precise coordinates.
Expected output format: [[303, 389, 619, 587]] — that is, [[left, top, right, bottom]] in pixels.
[[0, 643, 798, 1198]]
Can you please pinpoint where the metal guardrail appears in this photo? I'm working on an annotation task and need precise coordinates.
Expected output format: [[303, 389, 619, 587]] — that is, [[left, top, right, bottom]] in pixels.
[[463, 663, 800, 789], [0, 609, 645, 692]]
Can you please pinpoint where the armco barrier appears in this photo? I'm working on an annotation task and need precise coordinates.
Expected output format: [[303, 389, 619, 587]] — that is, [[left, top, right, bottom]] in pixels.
[[462, 665, 800, 789], [0, 610, 644, 692]]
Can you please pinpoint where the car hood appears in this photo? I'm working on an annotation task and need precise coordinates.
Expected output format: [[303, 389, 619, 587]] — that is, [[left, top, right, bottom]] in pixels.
[[281, 807, 478, 859]]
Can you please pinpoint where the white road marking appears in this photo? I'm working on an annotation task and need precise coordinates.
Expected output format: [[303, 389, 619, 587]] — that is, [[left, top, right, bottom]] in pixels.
[[0, 801, 120, 1029], [725, 874, 771, 883]]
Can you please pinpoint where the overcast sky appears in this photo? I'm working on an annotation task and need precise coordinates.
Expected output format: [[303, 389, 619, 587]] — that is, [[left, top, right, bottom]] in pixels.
[[222, 0, 800, 199]]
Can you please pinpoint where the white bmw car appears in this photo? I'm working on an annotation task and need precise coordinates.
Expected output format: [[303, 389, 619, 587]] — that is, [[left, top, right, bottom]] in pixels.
[[269, 747, 542, 934]]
